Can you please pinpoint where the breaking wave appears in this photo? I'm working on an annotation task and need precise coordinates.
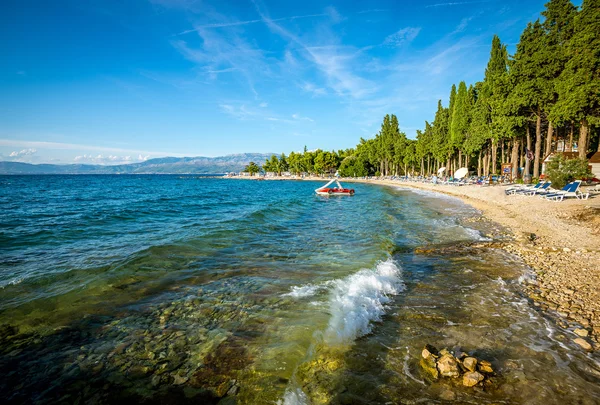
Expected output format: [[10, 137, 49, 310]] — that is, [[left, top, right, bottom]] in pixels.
[[324, 259, 405, 344], [285, 259, 405, 344]]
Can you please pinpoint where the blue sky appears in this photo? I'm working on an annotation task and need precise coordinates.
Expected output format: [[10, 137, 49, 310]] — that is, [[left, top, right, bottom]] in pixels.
[[0, 0, 564, 164]]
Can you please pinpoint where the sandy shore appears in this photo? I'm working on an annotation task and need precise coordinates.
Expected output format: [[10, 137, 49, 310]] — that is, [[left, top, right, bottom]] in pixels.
[[229, 175, 600, 350]]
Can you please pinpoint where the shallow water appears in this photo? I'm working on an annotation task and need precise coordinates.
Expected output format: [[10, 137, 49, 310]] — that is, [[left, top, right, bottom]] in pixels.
[[0, 176, 599, 404]]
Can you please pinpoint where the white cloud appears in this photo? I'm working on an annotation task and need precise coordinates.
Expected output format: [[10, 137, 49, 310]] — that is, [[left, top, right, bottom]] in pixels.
[[9, 148, 37, 157], [176, 12, 329, 33], [383, 27, 421, 47], [292, 114, 314, 122], [259, 102, 268, 108], [73, 154, 140, 165], [0, 139, 184, 157], [219, 103, 258, 120], [425, 0, 491, 8], [300, 82, 327, 97]]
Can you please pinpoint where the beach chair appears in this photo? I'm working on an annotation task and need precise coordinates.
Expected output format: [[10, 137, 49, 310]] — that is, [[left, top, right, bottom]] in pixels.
[[542, 181, 588, 201], [540, 180, 581, 201], [518, 181, 551, 195], [506, 181, 541, 195]]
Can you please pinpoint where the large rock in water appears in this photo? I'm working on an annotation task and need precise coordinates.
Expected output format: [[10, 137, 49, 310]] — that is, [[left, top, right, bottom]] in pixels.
[[462, 357, 477, 372], [421, 344, 440, 379], [463, 371, 485, 387], [437, 354, 460, 378], [574, 337, 593, 351], [478, 360, 494, 374]]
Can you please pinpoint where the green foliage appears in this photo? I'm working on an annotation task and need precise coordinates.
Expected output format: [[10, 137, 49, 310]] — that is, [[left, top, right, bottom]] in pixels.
[[243, 162, 261, 176], [553, 0, 600, 125], [545, 154, 592, 188], [450, 81, 471, 150], [314, 151, 339, 174], [338, 156, 368, 177]]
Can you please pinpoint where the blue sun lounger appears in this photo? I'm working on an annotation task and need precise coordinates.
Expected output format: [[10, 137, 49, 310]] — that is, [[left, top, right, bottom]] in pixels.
[[520, 181, 551, 195], [505, 182, 540, 195], [543, 180, 589, 201]]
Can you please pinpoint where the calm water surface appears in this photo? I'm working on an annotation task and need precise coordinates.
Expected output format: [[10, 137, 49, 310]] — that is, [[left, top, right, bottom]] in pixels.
[[0, 175, 599, 404]]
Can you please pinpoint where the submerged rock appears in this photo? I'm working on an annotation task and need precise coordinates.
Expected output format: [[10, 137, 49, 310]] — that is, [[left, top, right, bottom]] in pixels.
[[462, 357, 477, 372], [437, 354, 460, 378], [573, 337, 593, 351], [419, 344, 495, 389], [478, 360, 494, 374], [463, 371, 485, 387]]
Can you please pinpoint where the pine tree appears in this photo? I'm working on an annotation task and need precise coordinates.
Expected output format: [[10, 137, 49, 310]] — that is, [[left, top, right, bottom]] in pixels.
[[553, 0, 600, 158]]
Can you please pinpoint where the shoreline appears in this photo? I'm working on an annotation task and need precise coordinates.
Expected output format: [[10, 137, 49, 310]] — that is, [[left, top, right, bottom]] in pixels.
[[228, 175, 600, 350]]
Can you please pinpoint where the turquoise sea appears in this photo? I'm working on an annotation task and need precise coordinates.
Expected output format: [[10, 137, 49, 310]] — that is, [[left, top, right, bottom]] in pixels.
[[1, 175, 599, 404]]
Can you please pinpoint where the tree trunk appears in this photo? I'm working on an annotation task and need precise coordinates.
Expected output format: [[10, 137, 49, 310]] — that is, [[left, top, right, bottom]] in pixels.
[[511, 138, 520, 180], [568, 121, 574, 151], [491, 138, 497, 174], [483, 149, 488, 177], [500, 140, 505, 164], [478, 151, 482, 177], [519, 137, 524, 169], [533, 109, 542, 178], [579, 118, 589, 159], [525, 124, 532, 178], [545, 121, 554, 158]]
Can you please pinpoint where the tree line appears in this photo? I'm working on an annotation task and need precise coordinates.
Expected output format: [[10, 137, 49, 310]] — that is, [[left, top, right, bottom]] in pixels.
[[245, 0, 598, 179]]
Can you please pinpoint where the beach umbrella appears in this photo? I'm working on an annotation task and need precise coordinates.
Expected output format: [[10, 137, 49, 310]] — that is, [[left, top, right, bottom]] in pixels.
[[454, 167, 469, 179], [437, 167, 446, 175]]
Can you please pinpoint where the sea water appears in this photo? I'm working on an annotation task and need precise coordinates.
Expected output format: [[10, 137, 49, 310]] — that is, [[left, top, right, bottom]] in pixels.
[[0, 175, 599, 404]]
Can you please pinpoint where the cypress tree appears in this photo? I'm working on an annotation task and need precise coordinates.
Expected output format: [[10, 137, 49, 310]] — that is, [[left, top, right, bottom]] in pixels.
[[451, 81, 471, 166]]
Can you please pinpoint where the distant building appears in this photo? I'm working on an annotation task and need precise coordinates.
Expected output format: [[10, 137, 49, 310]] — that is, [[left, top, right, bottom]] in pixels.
[[589, 152, 600, 179]]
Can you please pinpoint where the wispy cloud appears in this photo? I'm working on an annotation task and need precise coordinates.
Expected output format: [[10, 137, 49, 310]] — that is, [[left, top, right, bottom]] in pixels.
[[300, 82, 327, 97], [252, 2, 377, 99], [219, 104, 258, 120], [292, 113, 314, 122], [176, 12, 329, 34], [356, 9, 388, 14], [383, 27, 421, 47], [425, 0, 492, 8]]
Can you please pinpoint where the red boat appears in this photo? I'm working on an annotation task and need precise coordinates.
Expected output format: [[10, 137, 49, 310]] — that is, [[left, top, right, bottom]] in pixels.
[[315, 179, 355, 196]]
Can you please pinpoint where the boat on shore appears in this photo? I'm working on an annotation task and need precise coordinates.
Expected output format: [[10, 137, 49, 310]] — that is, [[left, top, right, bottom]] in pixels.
[[315, 179, 355, 196]]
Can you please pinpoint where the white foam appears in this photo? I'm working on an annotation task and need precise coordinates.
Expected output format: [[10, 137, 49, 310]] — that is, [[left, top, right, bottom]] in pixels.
[[462, 227, 491, 241], [324, 259, 405, 344], [279, 387, 309, 405], [283, 280, 334, 298], [0, 277, 24, 289]]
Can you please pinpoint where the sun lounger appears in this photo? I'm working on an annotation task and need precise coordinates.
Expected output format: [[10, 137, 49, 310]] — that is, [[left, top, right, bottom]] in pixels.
[[543, 181, 588, 201], [520, 181, 551, 195], [506, 181, 543, 195]]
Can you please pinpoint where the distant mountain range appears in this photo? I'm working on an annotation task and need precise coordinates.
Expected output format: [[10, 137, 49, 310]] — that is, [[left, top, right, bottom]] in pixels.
[[0, 153, 275, 175]]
